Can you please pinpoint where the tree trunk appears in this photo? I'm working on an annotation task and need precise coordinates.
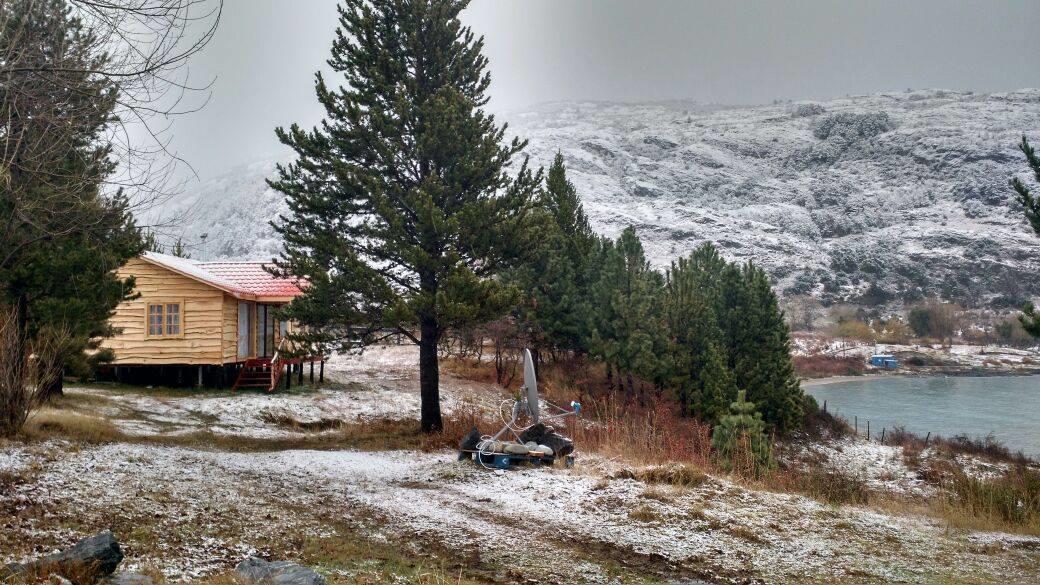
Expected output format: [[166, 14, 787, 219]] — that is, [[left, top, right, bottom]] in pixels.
[[625, 371, 635, 403], [605, 362, 613, 393], [419, 317, 442, 433]]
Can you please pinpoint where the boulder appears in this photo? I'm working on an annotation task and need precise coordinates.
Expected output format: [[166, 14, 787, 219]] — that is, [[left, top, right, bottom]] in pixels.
[[519, 423, 574, 457], [235, 557, 325, 585], [3, 531, 124, 583]]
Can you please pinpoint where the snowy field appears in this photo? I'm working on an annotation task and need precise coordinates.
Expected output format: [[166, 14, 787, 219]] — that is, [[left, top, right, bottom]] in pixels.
[[2, 346, 1039, 583]]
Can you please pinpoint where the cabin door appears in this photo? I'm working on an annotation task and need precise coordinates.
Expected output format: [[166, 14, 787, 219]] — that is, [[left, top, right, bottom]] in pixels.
[[237, 302, 254, 359], [259, 305, 276, 357]]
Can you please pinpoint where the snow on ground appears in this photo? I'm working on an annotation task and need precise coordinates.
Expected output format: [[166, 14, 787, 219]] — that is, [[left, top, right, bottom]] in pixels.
[[4, 441, 1038, 584], [4, 345, 1039, 582], [791, 334, 1040, 372], [67, 345, 503, 438], [793, 438, 935, 498]]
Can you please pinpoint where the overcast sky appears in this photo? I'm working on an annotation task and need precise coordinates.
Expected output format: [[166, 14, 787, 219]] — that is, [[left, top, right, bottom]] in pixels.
[[160, 0, 1040, 181]]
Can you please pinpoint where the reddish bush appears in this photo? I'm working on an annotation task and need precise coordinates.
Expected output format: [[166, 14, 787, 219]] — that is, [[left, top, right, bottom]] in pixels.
[[792, 354, 865, 378]]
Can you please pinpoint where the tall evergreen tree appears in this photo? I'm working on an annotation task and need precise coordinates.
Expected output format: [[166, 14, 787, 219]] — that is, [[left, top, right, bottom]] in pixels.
[[718, 262, 805, 434], [269, 0, 541, 432], [664, 246, 737, 423], [511, 153, 596, 358], [588, 227, 664, 399], [1009, 136, 1040, 337]]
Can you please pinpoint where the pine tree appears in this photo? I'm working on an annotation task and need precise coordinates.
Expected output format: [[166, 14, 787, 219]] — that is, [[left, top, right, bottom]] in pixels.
[[663, 246, 737, 423], [711, 390, 773, 477], [588, 227, 664, 399], [269, 0, 541, 432], [14, 209, 142, 396], [1009, 136, 1040, 337], [511, 153, 596, 358], [718, 262, 805, 434], [662, 243, 804, 433]]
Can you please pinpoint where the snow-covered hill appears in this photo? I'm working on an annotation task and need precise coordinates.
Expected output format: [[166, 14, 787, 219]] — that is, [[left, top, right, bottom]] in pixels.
[[163, 89, 1040, 307]]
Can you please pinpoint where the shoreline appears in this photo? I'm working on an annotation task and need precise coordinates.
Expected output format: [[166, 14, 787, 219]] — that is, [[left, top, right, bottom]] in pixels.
[[801, 369, 1040, 388]]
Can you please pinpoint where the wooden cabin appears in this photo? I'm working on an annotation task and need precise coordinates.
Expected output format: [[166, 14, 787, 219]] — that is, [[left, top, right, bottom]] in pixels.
[[99, 252, 319, 390]]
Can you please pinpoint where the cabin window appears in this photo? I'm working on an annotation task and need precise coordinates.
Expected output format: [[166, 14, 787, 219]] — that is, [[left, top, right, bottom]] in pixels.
[[146, 302, 182, 337]]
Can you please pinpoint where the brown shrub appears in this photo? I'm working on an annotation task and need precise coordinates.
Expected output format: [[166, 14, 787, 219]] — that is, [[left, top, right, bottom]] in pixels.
[[614, 464, 710, 488], [792, 355, 865, 378], [768, 465, 873, 505]]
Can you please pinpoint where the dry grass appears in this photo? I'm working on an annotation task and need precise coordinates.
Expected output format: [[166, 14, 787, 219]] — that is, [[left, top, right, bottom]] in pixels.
[[615, 464, 710, 489], [885, 425, 1033, 466], [23, 408, 122, 443], [938, 465, 1040, 534], [766, 465, 873, 506], [451, 356, 714, 468], [627, 503, 663, 523], [297, 524, 488, 585], [18, 404, 491, 456]]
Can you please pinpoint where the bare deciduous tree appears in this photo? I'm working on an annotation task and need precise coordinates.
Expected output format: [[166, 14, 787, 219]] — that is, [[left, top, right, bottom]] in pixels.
[[0, 0, 220, 425], [0, 305, 66, 436], [0, 0, 223, 271]]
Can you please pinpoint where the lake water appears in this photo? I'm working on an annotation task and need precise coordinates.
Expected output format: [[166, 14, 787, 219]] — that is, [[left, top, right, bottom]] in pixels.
[[804, 375, 1040, 458]]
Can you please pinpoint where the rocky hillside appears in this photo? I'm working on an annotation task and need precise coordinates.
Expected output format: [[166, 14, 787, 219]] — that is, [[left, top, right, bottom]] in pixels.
[[162, 89, 1040, 308]]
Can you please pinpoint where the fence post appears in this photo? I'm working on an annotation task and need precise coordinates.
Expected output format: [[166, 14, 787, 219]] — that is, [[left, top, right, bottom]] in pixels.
[[867, 420, 870, 441], [881, 428, 885, 444], [823, 400, 827, 413], [854, 416, 858, 437], [925, 432, 930, 448]]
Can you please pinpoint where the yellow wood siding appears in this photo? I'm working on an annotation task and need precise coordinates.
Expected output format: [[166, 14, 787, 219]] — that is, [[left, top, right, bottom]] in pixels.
[[101, 258, 231, 365], [221, 295, 240, 363]]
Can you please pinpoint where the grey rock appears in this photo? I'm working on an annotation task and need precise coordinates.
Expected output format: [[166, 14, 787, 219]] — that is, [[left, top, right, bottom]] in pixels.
[[235, 557, 325, 585], [3, 531, 123, 582]]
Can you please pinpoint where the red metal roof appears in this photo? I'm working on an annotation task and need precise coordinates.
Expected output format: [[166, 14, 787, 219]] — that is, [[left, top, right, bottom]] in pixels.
[[200, 261, 305, 300], [141, 253, 304, 301]]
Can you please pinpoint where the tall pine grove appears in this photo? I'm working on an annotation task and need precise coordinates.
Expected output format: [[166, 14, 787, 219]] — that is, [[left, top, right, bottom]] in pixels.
[[588, 227, 664, 400]]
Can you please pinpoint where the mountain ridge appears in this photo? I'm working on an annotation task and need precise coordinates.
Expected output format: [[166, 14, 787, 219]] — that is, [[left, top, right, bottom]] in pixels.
[[156, 88, 1040, 309]]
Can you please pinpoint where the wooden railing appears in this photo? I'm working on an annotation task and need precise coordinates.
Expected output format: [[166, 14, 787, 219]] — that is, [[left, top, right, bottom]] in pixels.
[[269, 338, 288, 391]]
